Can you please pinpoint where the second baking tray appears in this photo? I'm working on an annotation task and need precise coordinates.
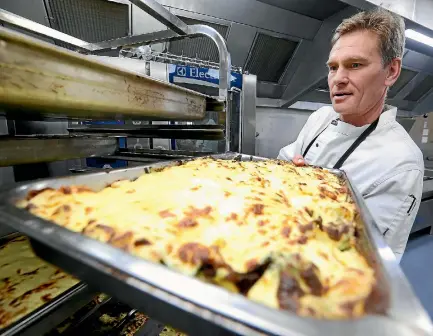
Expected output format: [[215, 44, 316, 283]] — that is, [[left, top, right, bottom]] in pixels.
[[0, 153, 431, 336], [0, 234, 95, 336]]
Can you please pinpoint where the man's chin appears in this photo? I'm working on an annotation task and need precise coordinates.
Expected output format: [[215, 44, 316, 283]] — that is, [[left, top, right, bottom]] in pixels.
[[332, 102, 353, 115]]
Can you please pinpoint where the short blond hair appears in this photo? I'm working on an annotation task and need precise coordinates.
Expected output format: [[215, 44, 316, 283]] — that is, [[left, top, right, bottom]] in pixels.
[[332, 8, 405, 65]]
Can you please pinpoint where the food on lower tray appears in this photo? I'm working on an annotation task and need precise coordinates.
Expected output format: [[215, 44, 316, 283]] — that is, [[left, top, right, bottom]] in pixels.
[[120, 312, 149, 336], [159, 325, 187, 336], [17, 158, 376, 319], [0, 236, 79, 329]]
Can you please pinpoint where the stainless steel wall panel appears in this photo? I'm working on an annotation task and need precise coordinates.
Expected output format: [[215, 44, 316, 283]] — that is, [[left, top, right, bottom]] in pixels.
[[411, 91, 433, 116], [0, 0, 50, 26], [256, 98, 283, 108], [402, 50, 433, 75], [278, 40, 312, 88], [404, 75, 433, 102], [255, 107, 311, 157], [289, 101, 331, 111], [257, 82, 285, 99], [391, 71, 424, 100], [157, 0, 322, 40], [0, 0, 53, 43], [411, 198, 433, 233], [240, 74, 256, 155], [297, 90, 332, 104], [226, 23, 257, 68], [280, 7, 358, 107], [244, 33, 298, 83], [388, 68, 419, 99]]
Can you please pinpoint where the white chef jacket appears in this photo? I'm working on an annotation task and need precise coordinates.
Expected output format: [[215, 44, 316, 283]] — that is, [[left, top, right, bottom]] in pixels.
[[278, 105, 424, 262]]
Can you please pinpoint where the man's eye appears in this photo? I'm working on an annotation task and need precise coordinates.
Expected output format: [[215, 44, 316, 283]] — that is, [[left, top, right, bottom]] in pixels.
[[328, 65, 337, 71], [351, 63, 361, 69]]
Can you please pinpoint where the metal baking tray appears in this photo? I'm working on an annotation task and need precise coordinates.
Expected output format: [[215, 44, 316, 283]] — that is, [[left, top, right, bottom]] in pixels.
[[0, 153, 431, 336], [0, 27, 209, 121], [0, 135, 117, 167], [0, 234, 95, 336]]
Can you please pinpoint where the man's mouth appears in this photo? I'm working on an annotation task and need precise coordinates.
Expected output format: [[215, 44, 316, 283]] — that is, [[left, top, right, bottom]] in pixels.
[[333, 92, 352, 97]]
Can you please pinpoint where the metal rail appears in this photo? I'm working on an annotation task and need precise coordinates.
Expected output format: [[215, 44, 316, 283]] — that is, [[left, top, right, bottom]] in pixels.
[[67, 124, 225, 140], [92, 24, 231, 100], [120, 50, 243, 74]]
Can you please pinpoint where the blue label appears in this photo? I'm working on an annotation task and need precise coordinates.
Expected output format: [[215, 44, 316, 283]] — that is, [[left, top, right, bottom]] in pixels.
[[168, 65, 242, 89], [82, 120, 123, 125]]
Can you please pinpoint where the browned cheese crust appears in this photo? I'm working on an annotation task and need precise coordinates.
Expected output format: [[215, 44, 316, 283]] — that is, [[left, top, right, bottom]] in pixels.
[[16, 158, 375, 319]]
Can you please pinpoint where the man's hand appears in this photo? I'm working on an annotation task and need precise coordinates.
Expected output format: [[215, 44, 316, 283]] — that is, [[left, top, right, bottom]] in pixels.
[[292, 154, 306, 167]]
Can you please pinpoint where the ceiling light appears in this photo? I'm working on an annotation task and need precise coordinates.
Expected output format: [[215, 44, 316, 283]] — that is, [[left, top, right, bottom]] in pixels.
[[406, 29, 433, 48]]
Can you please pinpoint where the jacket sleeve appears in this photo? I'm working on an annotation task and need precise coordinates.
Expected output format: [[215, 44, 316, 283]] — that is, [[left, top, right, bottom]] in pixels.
[[363, 169, 423, 263]]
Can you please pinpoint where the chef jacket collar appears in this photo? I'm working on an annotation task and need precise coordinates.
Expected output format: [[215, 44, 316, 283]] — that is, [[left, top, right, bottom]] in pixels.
[[332, 105, 397, 136]]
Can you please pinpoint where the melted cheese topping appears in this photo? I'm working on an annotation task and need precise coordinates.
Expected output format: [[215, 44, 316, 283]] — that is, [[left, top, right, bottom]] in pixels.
[[0, 236, 79, 329], [17, 158, 375, 319]]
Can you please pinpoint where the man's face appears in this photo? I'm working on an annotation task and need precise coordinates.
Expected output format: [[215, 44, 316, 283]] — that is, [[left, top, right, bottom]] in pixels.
[[327, 30, 396, 117]]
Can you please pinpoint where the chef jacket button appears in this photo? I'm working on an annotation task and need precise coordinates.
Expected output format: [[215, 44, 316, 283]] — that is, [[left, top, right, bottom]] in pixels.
[[316, 143, 319, 147]]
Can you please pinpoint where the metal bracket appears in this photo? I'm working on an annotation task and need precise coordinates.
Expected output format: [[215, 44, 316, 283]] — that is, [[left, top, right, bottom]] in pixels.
[[129, 0, 189, 35]]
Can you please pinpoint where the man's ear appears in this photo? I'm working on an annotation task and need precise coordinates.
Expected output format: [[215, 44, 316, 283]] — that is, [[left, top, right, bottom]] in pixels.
[[385, 58, 402, 87]]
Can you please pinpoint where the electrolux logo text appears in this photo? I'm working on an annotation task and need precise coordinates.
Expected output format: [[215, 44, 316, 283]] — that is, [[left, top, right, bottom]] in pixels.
[[176, 66, 213, 80]]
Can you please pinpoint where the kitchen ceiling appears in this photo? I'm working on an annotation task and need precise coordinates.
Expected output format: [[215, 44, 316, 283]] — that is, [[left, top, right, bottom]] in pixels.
[[256, 0, 348, 20]]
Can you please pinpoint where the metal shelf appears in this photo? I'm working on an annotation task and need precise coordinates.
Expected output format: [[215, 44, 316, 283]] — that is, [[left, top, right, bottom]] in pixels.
[[68, 124, 224, 140], [0, 27, 210, 121], [0, 135, 116, 167], [98, 148, 215, 163]]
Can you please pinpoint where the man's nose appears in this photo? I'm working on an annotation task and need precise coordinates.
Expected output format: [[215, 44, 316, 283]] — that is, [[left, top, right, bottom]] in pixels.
[[331, 67, 349, 86]]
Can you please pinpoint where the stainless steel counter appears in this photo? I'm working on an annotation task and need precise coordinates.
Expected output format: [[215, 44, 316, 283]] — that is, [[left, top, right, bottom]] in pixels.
[[412, 173, 433, 234], [423, 178, 433, 200]]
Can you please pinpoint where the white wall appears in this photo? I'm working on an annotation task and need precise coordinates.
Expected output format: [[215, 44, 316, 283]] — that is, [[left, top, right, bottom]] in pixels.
[[255, 107, 312, 158]]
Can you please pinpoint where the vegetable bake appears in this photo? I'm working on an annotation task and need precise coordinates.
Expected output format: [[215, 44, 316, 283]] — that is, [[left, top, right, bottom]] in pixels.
[[0, 236, 79, 329], [17, 158, 376, 319]]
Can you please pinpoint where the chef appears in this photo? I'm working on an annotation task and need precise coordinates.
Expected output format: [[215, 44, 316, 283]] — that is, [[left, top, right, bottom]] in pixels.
[[278, 8, 424, 262]]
